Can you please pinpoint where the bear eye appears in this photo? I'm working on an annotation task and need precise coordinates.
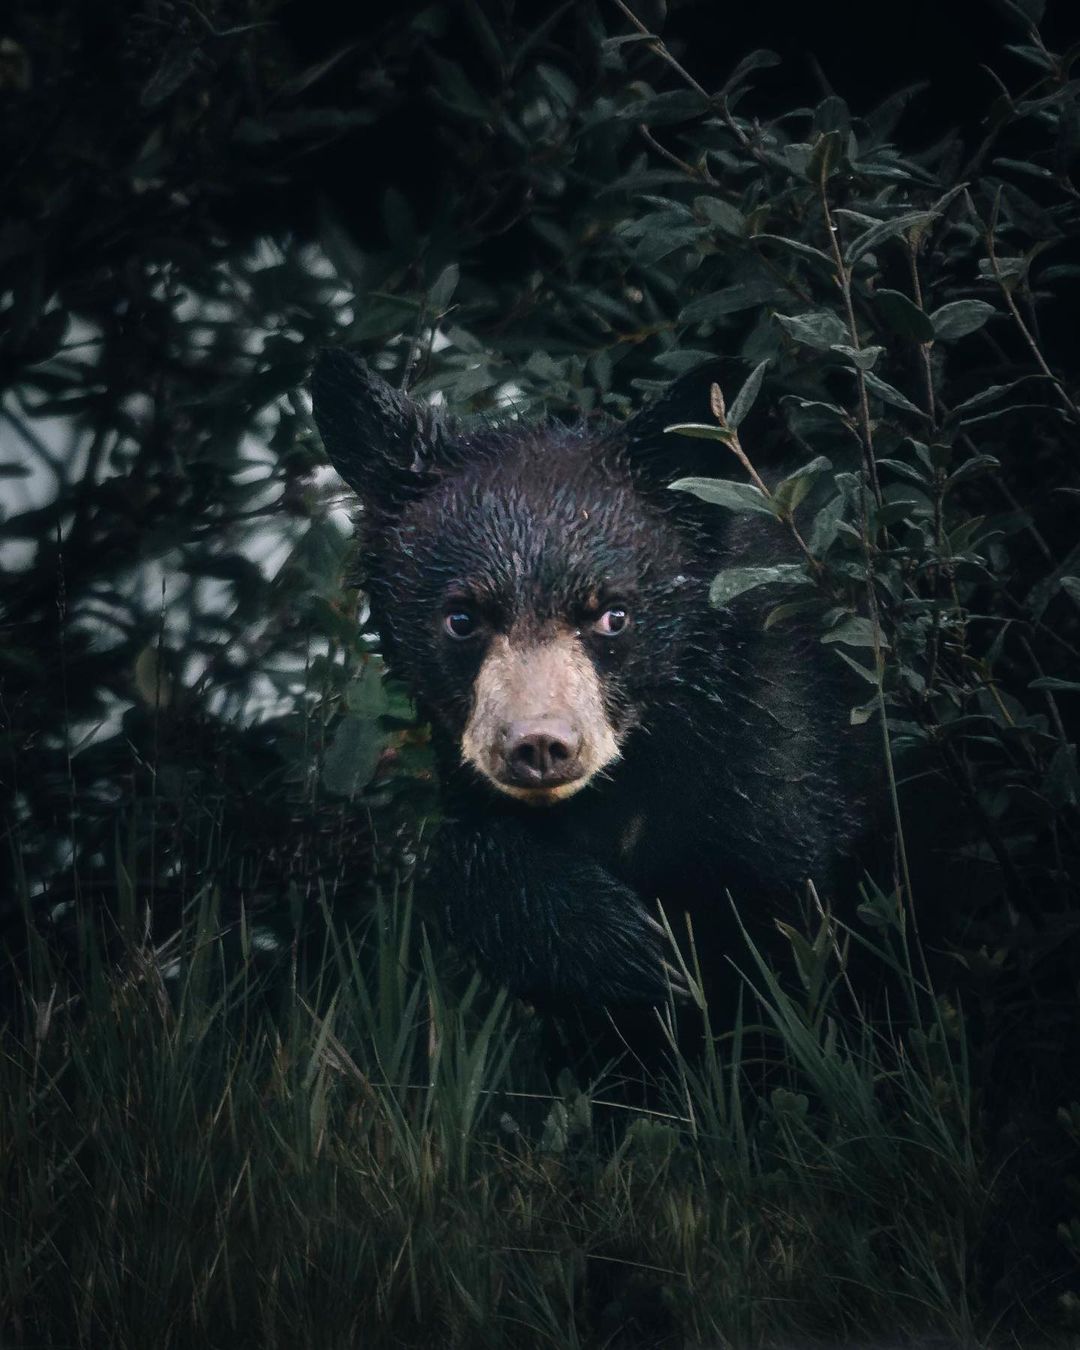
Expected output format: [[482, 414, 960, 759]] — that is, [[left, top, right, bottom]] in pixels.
[[593, 608, 629, 637], [444, 610, 477, 640]]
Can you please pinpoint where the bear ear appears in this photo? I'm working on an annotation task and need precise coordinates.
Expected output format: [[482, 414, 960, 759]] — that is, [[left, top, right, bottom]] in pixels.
[[621, 359, 765, 488], [311, 349, 446, 512]]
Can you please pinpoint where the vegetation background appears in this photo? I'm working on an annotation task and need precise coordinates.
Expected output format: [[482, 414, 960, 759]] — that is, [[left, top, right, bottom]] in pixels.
[[2, 0, 1079, 1345]]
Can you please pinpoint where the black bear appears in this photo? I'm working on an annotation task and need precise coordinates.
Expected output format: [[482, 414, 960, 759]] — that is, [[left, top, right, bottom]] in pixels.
[[312, 350, 868, 1010]]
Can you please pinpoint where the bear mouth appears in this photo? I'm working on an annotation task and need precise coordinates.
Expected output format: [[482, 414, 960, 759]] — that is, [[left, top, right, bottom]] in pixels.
[[486, 774, 592, 806]]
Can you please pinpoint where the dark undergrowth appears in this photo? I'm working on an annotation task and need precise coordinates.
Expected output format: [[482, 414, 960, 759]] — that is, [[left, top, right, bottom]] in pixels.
[[3, 0, 1079, 1345], [3, 853, 1007, 1350]]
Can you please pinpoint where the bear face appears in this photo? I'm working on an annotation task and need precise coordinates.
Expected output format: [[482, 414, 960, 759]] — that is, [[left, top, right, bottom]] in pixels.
[[367, 434, 696, 804], [312, 349, 866, 1009]]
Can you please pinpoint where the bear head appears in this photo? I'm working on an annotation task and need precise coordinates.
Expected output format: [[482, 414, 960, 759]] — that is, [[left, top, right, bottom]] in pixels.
[[311, 350, 726, 806]]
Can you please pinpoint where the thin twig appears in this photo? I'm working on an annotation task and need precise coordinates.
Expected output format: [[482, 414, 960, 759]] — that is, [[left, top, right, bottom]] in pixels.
[[907, 244, 936, 427], [707, 383, 823, 576], [637, 123, 717, 185], [610, 0, 711, 99], [985, 223, 1080, 423], [818, 169, 884, 510]]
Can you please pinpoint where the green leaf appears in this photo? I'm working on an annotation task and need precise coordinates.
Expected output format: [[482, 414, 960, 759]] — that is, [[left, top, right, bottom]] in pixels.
[[536, 62, 577, 109], [930, 300, 996, 340], [664, 422, 735, 443], [633, 224, 703, 265], [694, 196, 746, 236], [346, 661, 390, 717], [781, 143, 812, 177], [927, 442, 952, 469], [807, 494, 847, 556], [958, 402, 1060, 429], [783, 397, 851, 422], [831, 343, 884, 370], [727, 360, 769, 428], [945, 454, 1001, 489], [873, 499, 923, 526], [992, 0, 1046, 29], [601, 33, 658, 52], [680, 279, 780, 322], [764, 598, 822, 629], [1029, 678, 1080, 692], [650, 348, 723, 375], [654, 348, 722, 374], [429, 263, 460, 312], [773, 455, 833, 514], [876, 457, 930, 485], [669, 477, 776, 515], [814, 96, 851, 136], [861, 369, 927, 416], [722, 48, 782, 94], [428, 52, 490, 120], [845, 210, 935, 264], [863, 81, 930, 147], [618, 89, 711, 125], [347, 293, 420, 341], [821, 616, 883, 648], [948, 380, 1029, 417], [445, 324, 484, 354], [830, 648, 882, 684], [807, 130, 845, 182], [998, 181, 1062, 238], [874, 288, 935, 341], [752, 233, 834, 268], [708, 563, 808, 607], [775, 310, 849, 350], [322, 715, 384, 797]]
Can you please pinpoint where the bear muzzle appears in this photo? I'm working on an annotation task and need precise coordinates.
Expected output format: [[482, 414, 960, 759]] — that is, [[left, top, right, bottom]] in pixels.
[[460, 632, 620, 804]]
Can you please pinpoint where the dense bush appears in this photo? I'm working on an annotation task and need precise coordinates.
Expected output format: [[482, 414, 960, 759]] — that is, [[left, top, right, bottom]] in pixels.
[[2, 0, 1078, 1343]]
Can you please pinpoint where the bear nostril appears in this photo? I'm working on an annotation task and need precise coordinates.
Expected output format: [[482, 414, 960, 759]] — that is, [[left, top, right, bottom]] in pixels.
[[516, 740, 540, 772], [506, 721, 583, 785]]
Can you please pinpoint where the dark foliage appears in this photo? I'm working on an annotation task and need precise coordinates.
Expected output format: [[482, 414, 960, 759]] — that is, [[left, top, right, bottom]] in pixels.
[[2, 0, 1080, 1340]]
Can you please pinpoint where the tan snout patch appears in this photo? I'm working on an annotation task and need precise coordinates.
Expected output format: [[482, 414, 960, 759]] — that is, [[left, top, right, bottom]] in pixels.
[[461, 631, 620, 803]]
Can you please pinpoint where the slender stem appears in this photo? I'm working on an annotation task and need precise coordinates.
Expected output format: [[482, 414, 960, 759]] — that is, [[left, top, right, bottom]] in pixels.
[[907, 244, 937, 426], [610, 0, 790, 176], [636, 123, 716, 184], [818, 173, 884, 510], [867, 580, 924, 971], [985, 229, 1080, 423], [741, 453, 820, 571], [818, 169, 925, 965], [610, 0, 711, 99], [902, 241, 952, 700], [706, 383, 823, 577]]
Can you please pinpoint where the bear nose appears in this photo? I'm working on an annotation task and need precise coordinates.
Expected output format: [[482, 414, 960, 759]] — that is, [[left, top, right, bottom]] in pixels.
[[505, 719, 583, 787]]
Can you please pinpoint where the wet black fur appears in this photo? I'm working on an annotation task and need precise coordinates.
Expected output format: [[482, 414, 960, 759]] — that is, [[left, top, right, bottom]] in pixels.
[[312, 351, 868, 1010]]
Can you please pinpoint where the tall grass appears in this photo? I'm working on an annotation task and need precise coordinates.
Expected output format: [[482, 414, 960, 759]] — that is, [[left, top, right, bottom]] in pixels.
[[0, 853, 1010, 1350]]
